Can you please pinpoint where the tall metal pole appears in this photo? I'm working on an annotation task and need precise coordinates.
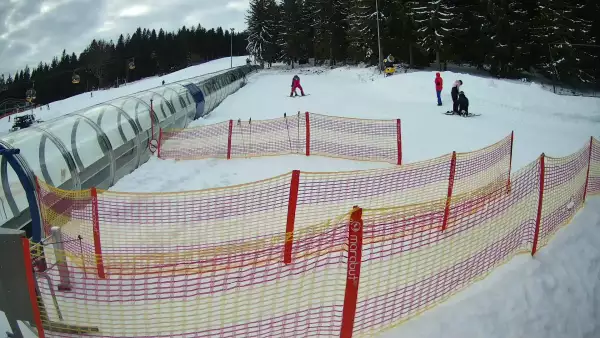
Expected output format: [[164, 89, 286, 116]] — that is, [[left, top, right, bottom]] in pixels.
[[376, 0, 382, 74], [230, 28, 235, 68]]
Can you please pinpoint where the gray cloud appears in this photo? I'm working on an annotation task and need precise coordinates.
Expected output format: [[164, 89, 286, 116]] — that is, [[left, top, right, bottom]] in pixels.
[[0, 0, 249, 76]]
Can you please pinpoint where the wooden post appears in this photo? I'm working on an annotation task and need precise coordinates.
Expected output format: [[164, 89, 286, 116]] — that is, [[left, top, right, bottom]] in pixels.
[[532, 154, 545, 256], [305, 112, 311, 156], [227, 119, 233, 160], [396, 119, 402, 165], [91, 187, 106, 278], [507, 131, 514, 193], [22, 238, 46, 338], [339, 207, 363, 338], [442, 152, 457, 231], [284, 170, 301, 264], [583, 137, 593, 203]]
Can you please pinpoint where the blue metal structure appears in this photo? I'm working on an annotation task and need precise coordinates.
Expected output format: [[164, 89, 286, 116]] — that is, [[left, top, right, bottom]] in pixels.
[[0, 65, 259, 236]]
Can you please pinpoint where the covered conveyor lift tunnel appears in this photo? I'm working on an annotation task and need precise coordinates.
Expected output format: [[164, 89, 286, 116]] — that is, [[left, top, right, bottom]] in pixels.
[[0, 65, 257, 239]]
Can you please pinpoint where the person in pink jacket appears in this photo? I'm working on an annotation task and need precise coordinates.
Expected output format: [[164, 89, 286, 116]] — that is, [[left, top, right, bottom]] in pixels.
[[290, 75, 305, 97]]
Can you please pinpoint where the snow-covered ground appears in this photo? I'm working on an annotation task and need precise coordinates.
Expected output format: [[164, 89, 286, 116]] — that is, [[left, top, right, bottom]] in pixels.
[[2, 63, 600, 338], [0, 56, 251, 136]]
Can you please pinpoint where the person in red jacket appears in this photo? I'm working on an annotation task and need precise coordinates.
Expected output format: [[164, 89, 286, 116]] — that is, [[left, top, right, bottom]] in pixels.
[[435, 72, 443, 106], [290, 75, 305, 97]]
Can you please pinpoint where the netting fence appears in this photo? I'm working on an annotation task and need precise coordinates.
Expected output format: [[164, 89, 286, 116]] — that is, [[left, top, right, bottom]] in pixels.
[[23, 132, 600, 338], [158, 112, 403, 165]]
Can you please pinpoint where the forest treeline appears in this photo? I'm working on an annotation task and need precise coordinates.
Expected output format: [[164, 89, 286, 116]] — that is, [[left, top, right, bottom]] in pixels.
[[246, 0, 599, 88], [0, 25, 248, 107]]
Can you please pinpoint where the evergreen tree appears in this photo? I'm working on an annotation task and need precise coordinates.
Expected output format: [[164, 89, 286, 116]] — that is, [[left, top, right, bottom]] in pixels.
[[532, 0, 594, 84], [408, 0, 465, 70], [279, 0, 306, 67], [347, 0, 378, 63], [246, 0, 281, 67]]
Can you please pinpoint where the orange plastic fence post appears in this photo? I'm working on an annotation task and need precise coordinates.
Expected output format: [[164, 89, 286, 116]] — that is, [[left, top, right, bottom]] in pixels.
[[284, 170, 301, 264], [91, 187, 106, 279], [442, 151, 457, 231], [583, 136, 593, 203], [227, 119, 233, 160], [157, 128, 163, 158], [340, 206, 363, 338], [532, 154, 545, 256], [507, 131, 514, 193], [305, 112, 311, 156], [21, 238, 46, 338], [396, 119, 402, 165]]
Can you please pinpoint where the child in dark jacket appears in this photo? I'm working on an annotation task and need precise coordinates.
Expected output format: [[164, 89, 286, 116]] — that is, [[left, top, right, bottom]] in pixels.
[[457, 91, 469, 116], [290, 75, 305, 97]]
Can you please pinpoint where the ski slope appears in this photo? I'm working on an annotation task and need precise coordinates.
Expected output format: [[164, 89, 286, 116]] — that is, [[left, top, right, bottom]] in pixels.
[[3, 64, 600, 338], [110, 65, 600, 338]]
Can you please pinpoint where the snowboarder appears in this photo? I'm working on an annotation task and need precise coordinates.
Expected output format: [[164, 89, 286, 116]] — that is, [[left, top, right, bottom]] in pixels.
[[290, 75, 305, 97], [458, 91, 469, 116], [451, 80, 463, 113], [435, 72, 443, 106]]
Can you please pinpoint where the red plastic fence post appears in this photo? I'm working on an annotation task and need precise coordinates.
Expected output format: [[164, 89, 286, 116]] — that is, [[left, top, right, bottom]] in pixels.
[[157, 128, 163, 158], [340, 207, 363, 338], [532, 154, 545, 256], [583, 136, 593, 203], [396, 119, 402, 165], [305, 112, 311, 156], [442, 151, 457, 231], [91, 187, 106, 279], [507, 131, 514, 193], [227, 119, 233, 160], [22, 238, 46, 338], [284, 170, 301, 264]]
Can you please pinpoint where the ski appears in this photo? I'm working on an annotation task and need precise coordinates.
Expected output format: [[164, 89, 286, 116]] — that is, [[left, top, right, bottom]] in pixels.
[[443, 111, 481, 117]]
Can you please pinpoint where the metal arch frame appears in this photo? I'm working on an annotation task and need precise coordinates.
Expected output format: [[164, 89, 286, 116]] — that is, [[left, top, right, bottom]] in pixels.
[[98, 104, 143, 179], [110, 96, 156, 168], [69, 113, 116, 187], [0, 142, 43, 242], [97, 103, 141, 148], [37, 126, 81, 189], [156, 84, 196, 127], [0, 126, 80, 224], [113, 95, 155, 133]]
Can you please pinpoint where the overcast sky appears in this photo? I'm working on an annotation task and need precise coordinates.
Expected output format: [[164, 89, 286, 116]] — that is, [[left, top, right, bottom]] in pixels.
[[0, 0, 250, 77]]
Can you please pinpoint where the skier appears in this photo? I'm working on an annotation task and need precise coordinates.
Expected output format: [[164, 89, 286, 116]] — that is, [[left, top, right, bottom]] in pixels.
[[451, 80, 463, 113], [435, 72, 443, 106], [290, 75, 305, 97], [457, 91, 469, 116]]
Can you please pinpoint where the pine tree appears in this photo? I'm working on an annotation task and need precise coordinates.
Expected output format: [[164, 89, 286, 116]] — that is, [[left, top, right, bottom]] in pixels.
[[380, 0, 420, 67], [246, 0, 281, 67], [408, 0, 465, 70], [347, 0, 378, 63], [532, 0, 594, 84], [480, 0, 536, 76], [280, 0, 306, 67]]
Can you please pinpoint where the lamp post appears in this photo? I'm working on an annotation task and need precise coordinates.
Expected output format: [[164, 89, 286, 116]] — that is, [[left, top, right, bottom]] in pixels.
[[376, 0, 383, 74], [230, 28, 235, 68]]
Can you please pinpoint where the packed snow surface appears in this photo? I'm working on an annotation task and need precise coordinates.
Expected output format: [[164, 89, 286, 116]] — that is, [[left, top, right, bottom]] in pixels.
[[2, 63, 600, 338]]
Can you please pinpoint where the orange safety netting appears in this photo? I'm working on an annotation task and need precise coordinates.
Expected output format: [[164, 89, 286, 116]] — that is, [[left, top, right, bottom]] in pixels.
[[159, 112, 402, 164], [27, 134, 599, 338]]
